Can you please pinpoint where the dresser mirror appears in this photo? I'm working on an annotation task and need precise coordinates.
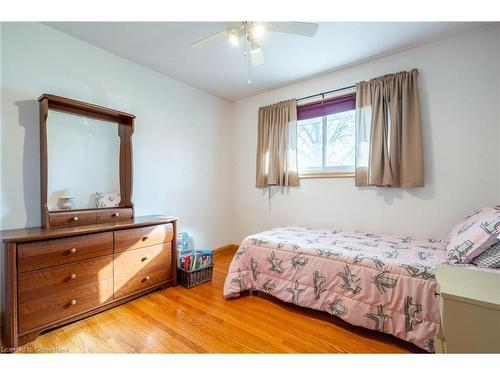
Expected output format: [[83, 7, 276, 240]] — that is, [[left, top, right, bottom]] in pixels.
[[39, 94, 135, 227], [47, 110, 120, 211]]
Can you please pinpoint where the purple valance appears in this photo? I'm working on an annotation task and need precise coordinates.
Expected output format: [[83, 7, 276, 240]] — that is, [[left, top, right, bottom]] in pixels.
[[297, 93, 356, 121]]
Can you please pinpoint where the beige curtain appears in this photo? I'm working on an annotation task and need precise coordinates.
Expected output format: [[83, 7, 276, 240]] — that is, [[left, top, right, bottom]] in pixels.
[[256, 99, 299, 187], [355, 69, 424, 187]]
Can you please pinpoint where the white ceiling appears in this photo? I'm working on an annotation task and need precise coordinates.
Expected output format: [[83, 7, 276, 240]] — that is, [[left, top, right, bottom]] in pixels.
[[45, 22, 487, 101]]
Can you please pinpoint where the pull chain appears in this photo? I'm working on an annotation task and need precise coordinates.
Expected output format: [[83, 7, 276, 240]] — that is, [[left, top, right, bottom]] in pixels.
[[241, 22, 251, 85], [248, 49, 251, 85]]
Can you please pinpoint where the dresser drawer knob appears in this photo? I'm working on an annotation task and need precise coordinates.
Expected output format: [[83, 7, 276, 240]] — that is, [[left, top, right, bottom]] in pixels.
[[142, 236, 149, 241], [143, 276, 150, 282], [141, 256, 149, 262], [70, 273, 77, 279], [69, 248, 77, 254], [70, 299, 77, 305], [72, 216, 79, 222], [112, 212, 120, 217]]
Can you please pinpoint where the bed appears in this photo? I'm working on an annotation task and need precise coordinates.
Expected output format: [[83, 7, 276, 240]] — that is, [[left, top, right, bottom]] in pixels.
[[223, 226, 449, 352]]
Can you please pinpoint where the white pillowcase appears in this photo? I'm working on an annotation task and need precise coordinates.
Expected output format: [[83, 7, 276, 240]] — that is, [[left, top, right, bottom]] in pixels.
[[446, 206, 500, 263]]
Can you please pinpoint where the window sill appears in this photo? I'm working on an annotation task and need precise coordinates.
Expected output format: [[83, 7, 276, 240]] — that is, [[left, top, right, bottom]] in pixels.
[[299, 172, 355, 179]]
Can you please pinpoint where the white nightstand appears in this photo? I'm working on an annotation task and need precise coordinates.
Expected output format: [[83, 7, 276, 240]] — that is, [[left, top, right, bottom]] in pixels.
[[435, 264, 500, 353]]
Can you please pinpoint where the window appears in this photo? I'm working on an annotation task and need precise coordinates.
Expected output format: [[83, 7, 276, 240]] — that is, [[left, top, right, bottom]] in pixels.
[[297, 93, 356, 177]]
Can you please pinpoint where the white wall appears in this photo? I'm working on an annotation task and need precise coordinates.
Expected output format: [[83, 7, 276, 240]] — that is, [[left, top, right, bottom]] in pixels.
[[231, 24, 500, 243], [0, 22, 234, 250]]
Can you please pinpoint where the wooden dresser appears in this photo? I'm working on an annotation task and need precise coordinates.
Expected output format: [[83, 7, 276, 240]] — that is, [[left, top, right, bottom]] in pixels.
[[1, 215, 177, 350]]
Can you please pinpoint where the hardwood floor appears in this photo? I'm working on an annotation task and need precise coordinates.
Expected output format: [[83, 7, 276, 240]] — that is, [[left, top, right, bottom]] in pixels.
[[16, 247, 422, 353]]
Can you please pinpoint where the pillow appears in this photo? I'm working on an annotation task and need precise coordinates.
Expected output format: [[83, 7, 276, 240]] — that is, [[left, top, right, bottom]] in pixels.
[[446, 207, 500, 263], [472, 241, 500, 268], [96, 191, 121, 208]]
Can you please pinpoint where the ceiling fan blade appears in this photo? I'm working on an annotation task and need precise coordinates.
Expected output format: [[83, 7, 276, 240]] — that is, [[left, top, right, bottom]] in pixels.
[[192, 28, 228, 48], [251, 48, 264, 66], [269, 22, 319, 37]]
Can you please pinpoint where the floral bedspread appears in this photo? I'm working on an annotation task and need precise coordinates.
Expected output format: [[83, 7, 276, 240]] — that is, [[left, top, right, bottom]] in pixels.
[[223, 226, 449, 352]]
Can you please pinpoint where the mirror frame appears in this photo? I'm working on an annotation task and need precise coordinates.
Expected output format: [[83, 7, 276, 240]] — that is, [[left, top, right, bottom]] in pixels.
[[39, 93, 135, 227]]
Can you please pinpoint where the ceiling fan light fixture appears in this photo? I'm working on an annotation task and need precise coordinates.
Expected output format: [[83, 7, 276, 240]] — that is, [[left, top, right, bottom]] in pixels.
[[229, 32, 239, 47], [250, 46, 261, 54], [250, 39, 260, 52], [252, 22, 266, 40], [192, 21, 319, 84]]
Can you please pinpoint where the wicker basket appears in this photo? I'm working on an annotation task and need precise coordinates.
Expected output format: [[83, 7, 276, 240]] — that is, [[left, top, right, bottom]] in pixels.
[[177, 265, 213, 288]]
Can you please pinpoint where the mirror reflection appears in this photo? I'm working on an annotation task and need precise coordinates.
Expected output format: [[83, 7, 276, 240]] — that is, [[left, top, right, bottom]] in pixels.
[[47, 110, 121, 211]]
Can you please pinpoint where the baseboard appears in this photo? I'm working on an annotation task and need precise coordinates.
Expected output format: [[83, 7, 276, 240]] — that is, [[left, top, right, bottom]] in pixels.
[[213, 244, 238, 256]]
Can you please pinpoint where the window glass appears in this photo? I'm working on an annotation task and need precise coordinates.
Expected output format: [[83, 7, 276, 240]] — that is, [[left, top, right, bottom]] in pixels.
[[297, 110, 355, 174]]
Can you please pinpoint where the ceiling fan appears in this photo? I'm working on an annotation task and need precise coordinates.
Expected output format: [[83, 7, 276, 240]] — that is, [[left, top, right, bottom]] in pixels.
[[192, 22, 319, 85]]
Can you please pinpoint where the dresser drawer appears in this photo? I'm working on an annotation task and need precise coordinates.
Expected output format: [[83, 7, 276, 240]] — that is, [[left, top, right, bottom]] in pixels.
[[114, 224, 173, 253], [114, 243, 172, 299], [48, 210, 97, 228], [18, 256, 113, 304], [18, 232, 113, 273], [18, 276, 113, 333], [96, 208, 134, 223]]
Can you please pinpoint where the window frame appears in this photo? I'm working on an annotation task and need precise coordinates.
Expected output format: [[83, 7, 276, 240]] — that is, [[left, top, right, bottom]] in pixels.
[[296, 102, 356, 179]]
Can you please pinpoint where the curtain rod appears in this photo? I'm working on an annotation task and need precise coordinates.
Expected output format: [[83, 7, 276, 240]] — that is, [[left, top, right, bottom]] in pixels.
[[296, 84, 356, 102]]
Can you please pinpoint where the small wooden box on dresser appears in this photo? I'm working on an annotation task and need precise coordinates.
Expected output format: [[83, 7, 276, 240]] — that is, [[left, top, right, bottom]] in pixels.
[[1, 216, 178, 351]]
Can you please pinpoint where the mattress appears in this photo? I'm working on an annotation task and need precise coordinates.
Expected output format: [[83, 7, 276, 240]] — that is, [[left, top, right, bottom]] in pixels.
[[223, 226, 449, 352]]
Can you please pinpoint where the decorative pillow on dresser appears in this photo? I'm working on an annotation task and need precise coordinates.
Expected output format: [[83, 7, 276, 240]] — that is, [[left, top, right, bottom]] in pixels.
[[446, 206, 500, 263], [472, 242, 500, 268], [96, 191, 121, 208]]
